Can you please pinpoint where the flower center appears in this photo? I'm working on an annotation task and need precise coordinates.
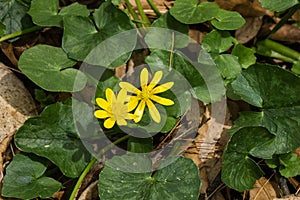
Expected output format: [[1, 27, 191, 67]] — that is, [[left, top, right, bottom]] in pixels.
[[111, 101, 128, 120], [140, 86, 151, 100]]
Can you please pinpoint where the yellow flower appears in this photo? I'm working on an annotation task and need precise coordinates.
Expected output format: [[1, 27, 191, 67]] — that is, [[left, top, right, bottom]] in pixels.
[[119, 68, 174, 123], [94, 88, 134, 129]]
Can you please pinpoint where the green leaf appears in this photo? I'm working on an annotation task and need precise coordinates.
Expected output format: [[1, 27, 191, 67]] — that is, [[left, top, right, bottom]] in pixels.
[[2, 154, 62, 199], [34, 89, 54, 109], [229, 64, 300, 153], [169, 0, 219, 24], [258, 0, 299, 12], [62, 2, 136, 67], [169, 0, 245, 30], [292, 61, 300, 75], [145, 11, 189, 49], [28, 0, 89, 27], [127, 136, 153, 153], [279, 153, 300, 178], [222, 127, 275, 192], [211, 9, 245, 30], [146, 49, 225, 103], [15, 101, 92, 178], [214, 54, 242, 80], [99, 155, 200, 199], [0, 0, 33, 34], [232, 44, 256, 69], [0, 21, 5, 36], [202, 30, 235, 54], [18, 45, 87, 92]]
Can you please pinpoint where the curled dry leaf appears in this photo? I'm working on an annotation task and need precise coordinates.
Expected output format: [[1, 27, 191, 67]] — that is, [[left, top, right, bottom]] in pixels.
[[78, 181, 98, 200], [235, 16, 263, 44], [184, 99, 231, 196], [249, 177, 277, 200], [269, 24, 300, 43]]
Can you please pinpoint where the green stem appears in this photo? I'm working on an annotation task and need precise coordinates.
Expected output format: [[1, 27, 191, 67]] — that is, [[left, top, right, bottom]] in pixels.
[[263, 4, 300, 39], [125, 0, 143, 28], [0, 26, 42, 42], [146, 0, 161, 17], [69, 134, 130, 200], [260, 39, 300, 61], [135, 0, 151, 27], [69, 158, 97, 200]]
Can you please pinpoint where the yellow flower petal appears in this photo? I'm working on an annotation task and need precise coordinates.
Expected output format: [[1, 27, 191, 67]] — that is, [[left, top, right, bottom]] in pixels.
[[146, 100, 161, 123], [134, 100, 146, 123], [94, 110, 110, 119], [104, 118, 115, 129], [116, 118, 127, 126], [105, 88, 116, 104], [152, 82, 174, 94], [128, 96, 139, 112], [96, 98, 110, 111], [148, 71, 162, 89], [140, 68, 148, 87], [117, 89, 127, 103], [119, 82, 140, 94], [150, 95, 174, 106]]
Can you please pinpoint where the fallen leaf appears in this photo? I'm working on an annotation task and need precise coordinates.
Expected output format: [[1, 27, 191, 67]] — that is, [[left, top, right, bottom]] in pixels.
[[269, 24, 300, 43], [274, 195, 300, 200], [249, 177, 277, 200], [235, 16, 263, 44], [78, 181, 98, 200]]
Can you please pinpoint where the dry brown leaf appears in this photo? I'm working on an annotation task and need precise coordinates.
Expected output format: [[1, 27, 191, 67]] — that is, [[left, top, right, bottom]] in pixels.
[[235, 16, 263, 44], [250, 177, 277, 200], [184, 99, 231, 196], [274, 195, 300, 200], [269, 24, 300, 43], [115, 63, 127, 78], [0, 43, 19, 67], [78, 181, 98, 200]]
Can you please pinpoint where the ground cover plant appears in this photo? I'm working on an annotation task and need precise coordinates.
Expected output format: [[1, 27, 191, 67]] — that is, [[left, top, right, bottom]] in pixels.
[[0, 0, 300, 199]]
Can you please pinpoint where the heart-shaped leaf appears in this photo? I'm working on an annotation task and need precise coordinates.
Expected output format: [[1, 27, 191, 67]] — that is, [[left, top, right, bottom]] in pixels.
[[169, 0, 245, 30], [15, 100, 92, 178], [62, 2, 136, 67], [211, 9, 245, 30], [169, 0, 219, 24], [28, 0, 89, 27], [202, 30, 235, 54], [0, 0, 33, 34], [232, 44, 256, 69], [214, 54, 242, 80], [229, 64, 300, 154], [145, 11, 189, 49], [222, 127, 275, 192], [2, 154, 62, 199], [98, 155, 200, 200], [18, 45, 87, 92]]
